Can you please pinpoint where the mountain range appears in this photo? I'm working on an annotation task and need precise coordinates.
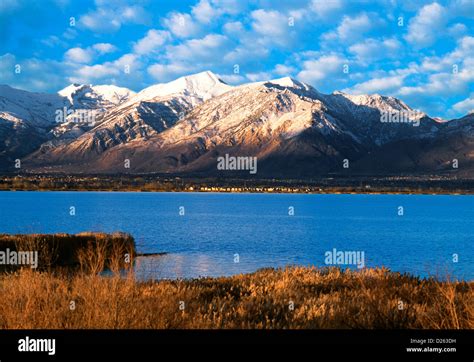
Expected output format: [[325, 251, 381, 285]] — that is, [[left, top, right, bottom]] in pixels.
[[0, 71, 473, 178]]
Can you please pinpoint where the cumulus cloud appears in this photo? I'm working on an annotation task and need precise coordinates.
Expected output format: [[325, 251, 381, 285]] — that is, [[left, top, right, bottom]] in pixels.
[[166, 34, 228, 61], [274, 64, 297, 76], [133, 30, 171, 54], [74, 64, 120, 80], [147, 63, 190, 82], [223, 21, 243, 34], [192, 0, 216, 23], [92, 43, 117, 54], [452, 96, 474, 114], [297, 55, 347, 84], [349, 38, 402, 61], [69, 53, 142, 86], [64, 47, 93, 63], [310, 0, 342, 17], [192, 0, 244, 23], [64, 43, 118, 64], [399, 70, 473, 97], [163, 12, 201, 38], [345, 75, 405, 94], [251, 9, 288, 36], [79, 5, 149, 33], [322, 13, 381, 43], [405, 2, 447, 48], [0, 53, 67, 92]]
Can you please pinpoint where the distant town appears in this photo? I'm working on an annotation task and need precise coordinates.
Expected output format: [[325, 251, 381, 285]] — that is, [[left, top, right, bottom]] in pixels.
[[1, 174, 472, 194]]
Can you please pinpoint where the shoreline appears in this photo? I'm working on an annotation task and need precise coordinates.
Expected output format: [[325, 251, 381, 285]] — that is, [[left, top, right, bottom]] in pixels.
[[1, 174, 473, 195], [1, 189, 472, 195]]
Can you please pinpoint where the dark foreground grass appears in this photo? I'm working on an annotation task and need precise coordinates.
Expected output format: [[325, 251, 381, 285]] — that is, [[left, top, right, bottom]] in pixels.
[[0, 266, 472, 329], [0, 232, 135, 271]]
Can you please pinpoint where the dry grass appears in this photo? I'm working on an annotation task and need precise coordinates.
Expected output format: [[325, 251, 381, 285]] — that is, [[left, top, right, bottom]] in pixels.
[[0, 232, 136, 271], [0, 265, 472, 329]]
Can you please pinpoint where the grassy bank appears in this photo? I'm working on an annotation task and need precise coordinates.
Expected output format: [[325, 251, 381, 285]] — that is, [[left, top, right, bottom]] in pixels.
[[0, 266, 471, 329], [0, 232, 135, 271]]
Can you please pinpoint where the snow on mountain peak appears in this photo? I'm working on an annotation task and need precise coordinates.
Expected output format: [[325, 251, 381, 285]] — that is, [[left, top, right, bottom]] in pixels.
[[58, 84, 135, 106], [266, 77, 311, 91], [135, 70, 232, 104]]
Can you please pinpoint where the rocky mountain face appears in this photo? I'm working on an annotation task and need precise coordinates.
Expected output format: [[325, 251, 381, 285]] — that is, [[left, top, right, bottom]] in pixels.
[[1, 71, 472, 177]]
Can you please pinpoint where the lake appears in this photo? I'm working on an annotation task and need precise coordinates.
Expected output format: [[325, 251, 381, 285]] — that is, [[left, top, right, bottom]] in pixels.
[[0, 191, 472, 280]]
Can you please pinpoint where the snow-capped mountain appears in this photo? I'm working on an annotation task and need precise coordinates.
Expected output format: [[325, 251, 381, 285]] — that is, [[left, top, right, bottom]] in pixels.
[[58, 84, 135, 107], [0, 83, 135, 164], [29, 71, 234, 162], [52, 84, 136, 138], [0, 85, 68, 128], [1, 71, 472, 176]]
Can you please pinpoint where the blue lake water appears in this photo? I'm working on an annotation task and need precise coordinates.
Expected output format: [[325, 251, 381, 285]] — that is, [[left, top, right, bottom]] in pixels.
[[0, 191, 472, 280]]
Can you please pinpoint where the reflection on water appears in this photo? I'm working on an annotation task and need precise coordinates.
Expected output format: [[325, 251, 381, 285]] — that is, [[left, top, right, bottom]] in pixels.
[[134, 253, 262, 280]]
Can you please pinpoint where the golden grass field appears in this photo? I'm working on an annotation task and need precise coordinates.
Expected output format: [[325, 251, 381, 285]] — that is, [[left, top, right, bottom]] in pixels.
[[0, 265, 472, 329]]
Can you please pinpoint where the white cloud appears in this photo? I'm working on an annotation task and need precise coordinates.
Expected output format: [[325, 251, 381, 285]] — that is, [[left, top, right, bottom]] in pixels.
[[419, 36, 474, 72], [452, 96, 474, 114], [322, 13, 379, 43], [448, 23, 467, 38], [147, 63, 190, 82], [64, 43, 119, 64], [345, 75, 405, 94], [167, 34, 228, 61], [192, 0, 244, 23], [75, 64, 120, 79], [133, 30, 171, 55], [163, 12, 201, 38], [297, 55, 347, 84], [349, 38, 402, 61], [311, 0, 342, 17], [92, 43, 117, 54], [69, 53, 141, 85], [192, 0, 216, 24], [405, 2, 447, 48], [64, 47, 93, 63], [79, 8, 121, 32], [223, 21, 243, 34], [79, 4, 149, 33], [223, 44, 269, 64], [251, 9, 288, 38], [399, 70, 474, 97], [246, 72, 272, 82], [274, 64, 297, 76], [0, 53, 69, 92], [41, 35, 67, 48], [121, 5, 149, 23]]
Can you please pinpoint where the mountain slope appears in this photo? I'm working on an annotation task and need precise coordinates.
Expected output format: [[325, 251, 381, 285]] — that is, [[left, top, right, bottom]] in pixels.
[[27, 71, 233, 166], [1, 72, 471, 178]]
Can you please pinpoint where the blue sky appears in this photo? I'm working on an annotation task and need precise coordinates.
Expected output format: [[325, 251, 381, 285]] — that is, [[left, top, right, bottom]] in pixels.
[[0, 0, 473, 118]]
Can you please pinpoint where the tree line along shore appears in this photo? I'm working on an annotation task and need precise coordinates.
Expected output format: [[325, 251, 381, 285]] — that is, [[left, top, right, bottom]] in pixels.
[[0, 174, 473, 194]]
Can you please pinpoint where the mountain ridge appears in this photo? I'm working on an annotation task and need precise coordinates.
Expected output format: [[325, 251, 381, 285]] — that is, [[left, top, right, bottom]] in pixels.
[[1, 71, 473, 177]]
